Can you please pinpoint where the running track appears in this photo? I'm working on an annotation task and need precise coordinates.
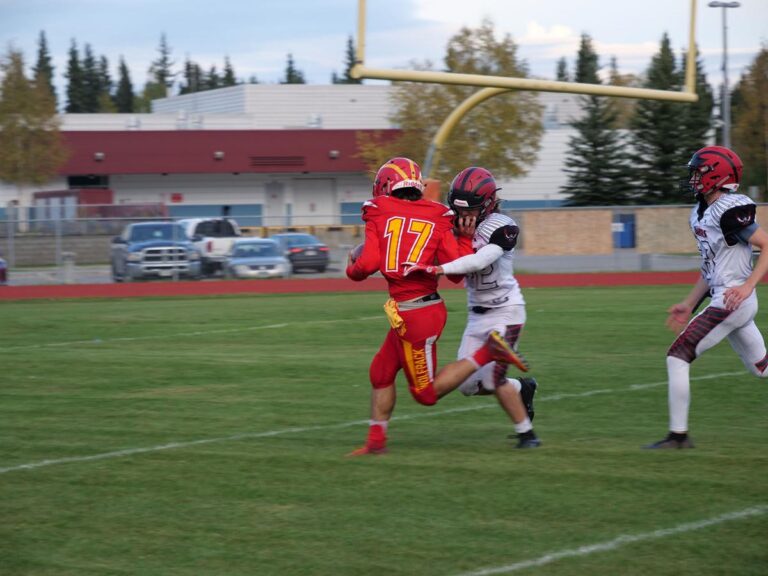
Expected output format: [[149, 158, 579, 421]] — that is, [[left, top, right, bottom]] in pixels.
[[0, 271, 704, 300]]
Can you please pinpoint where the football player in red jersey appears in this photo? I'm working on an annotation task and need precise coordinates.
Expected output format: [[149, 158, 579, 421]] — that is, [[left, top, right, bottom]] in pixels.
[[646, 146, 768, 449], [345, 157, 528, 456]]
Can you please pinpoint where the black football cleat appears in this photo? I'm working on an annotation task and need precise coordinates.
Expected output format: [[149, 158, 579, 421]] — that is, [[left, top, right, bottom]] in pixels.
[[519, 377, 537, 422], [643, 432, 695, 449], [514, 431, 541, 449]]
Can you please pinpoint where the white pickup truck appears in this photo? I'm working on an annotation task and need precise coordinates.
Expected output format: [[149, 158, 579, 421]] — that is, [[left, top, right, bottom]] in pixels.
[[177, 217, 242, 276]]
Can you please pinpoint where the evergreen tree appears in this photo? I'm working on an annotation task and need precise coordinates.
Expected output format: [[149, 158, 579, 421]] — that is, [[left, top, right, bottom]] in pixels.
[[678, 48, 714, 158], [114, 56, 134, 113], [179, 59, 203, 94], [607, 56, 638, 128], [205, 65, 220, 90], [80, 43, 100, 112], [331, 71, 340, 84], [222, 57, 237, 87], [628, 33, 694, 204], [556, 57, 569, 81], [148, 33, 176, 97], [561, 35, 632, 206], [732, 46, 768, 199], [0, 48, 68, 195], [342, 35, 361, 84], [97, 54, 116, 112], [282, 53, 305, 84], [32, 30, 56, 107], [65, 39, 86, 112], [574, 34, 599, 83]]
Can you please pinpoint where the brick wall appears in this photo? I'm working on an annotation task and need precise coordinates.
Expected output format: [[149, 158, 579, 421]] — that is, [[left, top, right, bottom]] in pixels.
[[519, 209, 614, 255]]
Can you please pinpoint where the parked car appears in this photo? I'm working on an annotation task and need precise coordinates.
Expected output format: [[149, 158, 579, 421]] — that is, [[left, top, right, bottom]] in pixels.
[[0, 254, 7, 285], [111, 221, 202, 282], [224, 238, 292, 279], [177, 217, 242, 276], [271, 233, 330, 272]]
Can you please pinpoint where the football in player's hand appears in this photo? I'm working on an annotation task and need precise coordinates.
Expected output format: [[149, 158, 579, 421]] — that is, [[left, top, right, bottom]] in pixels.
[[349, 243, 365, 263]]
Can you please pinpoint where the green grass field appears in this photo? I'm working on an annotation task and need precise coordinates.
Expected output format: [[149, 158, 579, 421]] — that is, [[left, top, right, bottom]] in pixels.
[[1, 285, 766, 576]]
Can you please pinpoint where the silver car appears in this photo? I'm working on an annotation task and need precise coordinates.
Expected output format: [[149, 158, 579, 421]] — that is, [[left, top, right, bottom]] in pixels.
[[224, 239, 292, 279]]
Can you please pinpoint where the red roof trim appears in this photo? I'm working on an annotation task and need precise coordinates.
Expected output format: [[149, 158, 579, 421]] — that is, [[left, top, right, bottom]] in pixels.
[[60, 129, 400, 175]]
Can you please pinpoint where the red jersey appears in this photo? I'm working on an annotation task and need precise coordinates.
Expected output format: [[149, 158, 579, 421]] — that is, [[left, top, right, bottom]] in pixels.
[[346, 195, 460, 301]]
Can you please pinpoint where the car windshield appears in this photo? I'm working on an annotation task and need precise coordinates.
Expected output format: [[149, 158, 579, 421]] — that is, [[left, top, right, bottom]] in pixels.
[[233, 243, 279, 258], [129, 224, 189, 242], [277, 234, 319, 246]]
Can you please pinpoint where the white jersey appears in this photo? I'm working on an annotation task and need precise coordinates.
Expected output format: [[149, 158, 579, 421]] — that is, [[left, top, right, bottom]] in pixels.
[[690, 193, 757, 301], [465, 213, 525, 309]]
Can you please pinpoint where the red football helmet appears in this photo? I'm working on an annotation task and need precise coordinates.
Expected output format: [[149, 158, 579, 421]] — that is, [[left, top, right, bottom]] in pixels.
[[448, 167, 501, 222], [686, 146, 743, 196], [372, 157, 425, 197]]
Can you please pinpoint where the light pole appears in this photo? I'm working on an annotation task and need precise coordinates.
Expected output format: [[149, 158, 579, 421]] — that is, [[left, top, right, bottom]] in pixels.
[[708, 1, 740, 149]]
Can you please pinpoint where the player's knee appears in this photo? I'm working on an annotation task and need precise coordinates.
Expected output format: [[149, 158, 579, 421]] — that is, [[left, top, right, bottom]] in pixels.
[[369, 354, 397, 389], [667, 343, 695, 364], [410, 385, 437, 406]]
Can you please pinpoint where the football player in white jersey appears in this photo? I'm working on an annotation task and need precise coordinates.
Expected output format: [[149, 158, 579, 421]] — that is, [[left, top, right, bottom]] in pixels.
[[646, 146, 768, 449], [404, 167, 540, 449]]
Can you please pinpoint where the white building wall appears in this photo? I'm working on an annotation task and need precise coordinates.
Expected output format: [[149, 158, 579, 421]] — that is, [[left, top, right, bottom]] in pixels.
[[153, 84, 396, 129], [4, 86, 587, 216]]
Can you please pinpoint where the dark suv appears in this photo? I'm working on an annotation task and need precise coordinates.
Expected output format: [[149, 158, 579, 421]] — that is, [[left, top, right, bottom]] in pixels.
[[271, 233, 330, 273]]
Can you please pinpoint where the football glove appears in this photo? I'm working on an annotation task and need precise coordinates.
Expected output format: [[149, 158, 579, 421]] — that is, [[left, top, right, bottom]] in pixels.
[[402, 263, 441, 277]]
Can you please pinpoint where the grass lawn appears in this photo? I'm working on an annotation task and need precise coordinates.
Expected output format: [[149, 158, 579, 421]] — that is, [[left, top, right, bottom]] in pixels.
[[1, 285, 766, 575]]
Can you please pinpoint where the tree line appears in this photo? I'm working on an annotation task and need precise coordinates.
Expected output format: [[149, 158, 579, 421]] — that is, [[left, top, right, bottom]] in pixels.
[[27, 31, 362, 114], [1, 25, 765, 204]]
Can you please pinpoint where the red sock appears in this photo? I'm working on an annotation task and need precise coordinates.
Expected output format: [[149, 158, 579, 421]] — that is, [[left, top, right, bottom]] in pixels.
[[471, 346, 493, 367], [367, 424, 387, 449]]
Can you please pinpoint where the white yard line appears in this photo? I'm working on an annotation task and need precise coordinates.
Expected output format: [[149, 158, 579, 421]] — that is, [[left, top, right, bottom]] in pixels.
[[0, 370, 744, 475], [0, 315, 383, 351], [452, 505, 768, 576]]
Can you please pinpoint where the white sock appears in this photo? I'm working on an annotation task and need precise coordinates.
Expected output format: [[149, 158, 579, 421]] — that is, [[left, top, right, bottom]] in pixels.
[[667, 356, 691, 433], [514, 417, 532, 434], [507, 378, 522, 392], [370, 420, 388, 432]]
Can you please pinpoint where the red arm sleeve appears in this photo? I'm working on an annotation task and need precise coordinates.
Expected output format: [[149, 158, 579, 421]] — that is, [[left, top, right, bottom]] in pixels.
[[345, 221, 381, 281], [456, 234, 474, 256], [436, 229, 464, 285]]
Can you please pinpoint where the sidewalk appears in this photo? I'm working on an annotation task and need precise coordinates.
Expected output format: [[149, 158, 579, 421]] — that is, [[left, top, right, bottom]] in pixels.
[[515, 250, 700, 274]]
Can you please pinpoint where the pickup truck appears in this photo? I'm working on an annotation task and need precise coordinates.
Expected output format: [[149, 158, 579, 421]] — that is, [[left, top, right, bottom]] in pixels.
[[177, 218, 242, 276], [111, 221, 202, 282]]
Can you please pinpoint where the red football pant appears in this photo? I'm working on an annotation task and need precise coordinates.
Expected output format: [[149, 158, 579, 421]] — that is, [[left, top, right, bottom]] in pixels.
[[369, 302, 447, 406]]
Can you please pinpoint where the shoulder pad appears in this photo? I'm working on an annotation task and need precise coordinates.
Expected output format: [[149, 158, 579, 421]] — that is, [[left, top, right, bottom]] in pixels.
[[721, 203, 756, 246], [489, 224, 520, 251]]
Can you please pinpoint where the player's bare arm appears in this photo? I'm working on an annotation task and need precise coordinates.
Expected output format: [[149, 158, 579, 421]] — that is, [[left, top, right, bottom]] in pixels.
[[666, 276, 711, 333]]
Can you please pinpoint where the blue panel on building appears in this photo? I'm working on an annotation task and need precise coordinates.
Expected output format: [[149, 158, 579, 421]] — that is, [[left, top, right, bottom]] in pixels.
[[613, 213, 636, 248], [341, 202, 363, 225]]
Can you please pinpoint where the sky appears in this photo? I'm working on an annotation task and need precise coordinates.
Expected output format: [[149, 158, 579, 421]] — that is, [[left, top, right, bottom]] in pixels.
[[1, 0, 766, 100]]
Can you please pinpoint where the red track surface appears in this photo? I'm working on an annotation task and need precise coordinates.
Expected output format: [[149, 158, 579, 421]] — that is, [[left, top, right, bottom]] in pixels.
[[0, 271, 702, 301]]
